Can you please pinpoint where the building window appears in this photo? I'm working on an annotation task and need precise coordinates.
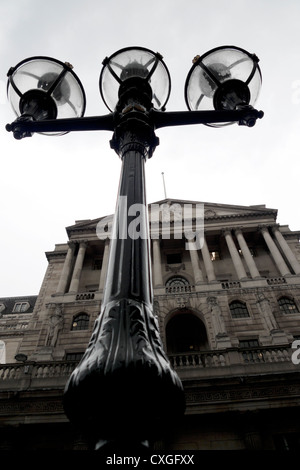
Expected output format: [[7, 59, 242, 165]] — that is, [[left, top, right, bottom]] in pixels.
[[166, 253, 182, 264], [166, 313, 209, 354], [249, 247, 255, 257], [165, 276, 191, 293], [278, 297, 299, 314], [66, 352, 84, 362], [210, 250, 220, 261], [239, 339, 259, 349], [229, 300, 250, 318], [13, 302, 29, 313], [93, 258, 102, 270], [71, 313, 89, 331], [238, 248, 255, 258]]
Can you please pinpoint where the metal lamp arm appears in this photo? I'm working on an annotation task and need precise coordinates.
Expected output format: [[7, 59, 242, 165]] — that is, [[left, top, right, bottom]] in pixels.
[[5, 104, 264, 140], [5, 113, 115, 139], [151, 106, 264, 129]]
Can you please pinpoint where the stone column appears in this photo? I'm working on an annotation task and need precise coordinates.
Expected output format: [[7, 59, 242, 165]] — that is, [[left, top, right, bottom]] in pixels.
[[201, 236, 217, 282], [188, 241, 204, 284], [223, 228, 248, 280], [69, 241, 88, 293], [235, 228, 260, 279], [56, 241, 76, 294], [271, 225, 300, 275], [99, 239, 110, 292], [260, 226, 290, 277], [152, 238, 164, 287]]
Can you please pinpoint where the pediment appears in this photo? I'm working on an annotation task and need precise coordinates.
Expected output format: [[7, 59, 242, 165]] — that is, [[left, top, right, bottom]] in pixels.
[[148, 199, 277, 223], [66, 214, 114, 236], [66, 198, 278, 237]]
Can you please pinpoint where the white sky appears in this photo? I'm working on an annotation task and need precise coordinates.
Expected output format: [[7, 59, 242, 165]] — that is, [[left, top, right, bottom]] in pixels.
[[0, 0, 300, 297]]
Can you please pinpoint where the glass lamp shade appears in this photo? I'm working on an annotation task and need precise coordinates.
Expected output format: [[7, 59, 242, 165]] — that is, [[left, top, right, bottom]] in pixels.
[[99, 46, 171, 112], [184, 46, 262, 127], [7, 56, 86, 135]]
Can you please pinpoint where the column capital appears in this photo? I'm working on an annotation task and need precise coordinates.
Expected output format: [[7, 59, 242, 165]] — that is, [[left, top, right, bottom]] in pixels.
[[233, 226, 244, 235], [73, 239, 89, 248], [221, 227, 232, 236], [270, 224, 280, 233], [67, 241, 76, 249], [258, 224, 269, 233]]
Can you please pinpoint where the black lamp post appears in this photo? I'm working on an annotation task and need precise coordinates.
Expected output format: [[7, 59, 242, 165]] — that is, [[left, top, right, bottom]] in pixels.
[[6, 46, 263, 451]]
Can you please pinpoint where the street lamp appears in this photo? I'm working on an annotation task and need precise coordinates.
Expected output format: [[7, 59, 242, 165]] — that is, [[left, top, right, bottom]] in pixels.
[[7, 56, 86, 138], [5, 45, 263, 451], [184, 45, 262, 127]]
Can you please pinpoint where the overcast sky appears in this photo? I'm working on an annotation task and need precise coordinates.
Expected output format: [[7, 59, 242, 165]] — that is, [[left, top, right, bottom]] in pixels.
[[0, 0, 300, 297]]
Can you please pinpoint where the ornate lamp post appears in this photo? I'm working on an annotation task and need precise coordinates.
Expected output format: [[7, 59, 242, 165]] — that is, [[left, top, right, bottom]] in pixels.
[[6, 45, 263, 450]]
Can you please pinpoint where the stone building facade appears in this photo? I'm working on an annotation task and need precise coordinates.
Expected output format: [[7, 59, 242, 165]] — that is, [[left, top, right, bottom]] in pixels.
[[1, 199, 300, 450]]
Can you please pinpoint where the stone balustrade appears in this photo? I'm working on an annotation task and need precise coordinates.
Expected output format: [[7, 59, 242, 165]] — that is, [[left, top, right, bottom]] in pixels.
[[267, 277, 287, 285], [0, 361, 77, 381], [165, 284, 194, 294], [75, 292, 95, 301], [169, 345, 293, 370], [0, 345, 296, 387], [169, 351, 226, 368], [221, 281, 241, 290]]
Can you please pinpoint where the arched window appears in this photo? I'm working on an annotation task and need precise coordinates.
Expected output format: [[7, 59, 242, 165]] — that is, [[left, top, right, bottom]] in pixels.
[[71, 313, 89, 331], [166, 313, 209, 353], [278, 297, 299, 315], [165, 276, 191, 293], [0, 341, 6, 364], [229, 300, 250, 319]]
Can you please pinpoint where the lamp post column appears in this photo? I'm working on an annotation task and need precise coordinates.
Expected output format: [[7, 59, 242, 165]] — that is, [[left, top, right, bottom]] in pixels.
[[63, 112, 185, 450], [98, 238, 110, 292]]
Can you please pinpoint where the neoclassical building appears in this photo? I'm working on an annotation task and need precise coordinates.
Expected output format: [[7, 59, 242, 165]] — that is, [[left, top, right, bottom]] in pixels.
[[1, 199, 300, 450]]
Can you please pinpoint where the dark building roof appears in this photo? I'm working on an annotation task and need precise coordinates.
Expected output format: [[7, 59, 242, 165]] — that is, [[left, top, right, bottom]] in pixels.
[[0, 296, 37, 315]]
